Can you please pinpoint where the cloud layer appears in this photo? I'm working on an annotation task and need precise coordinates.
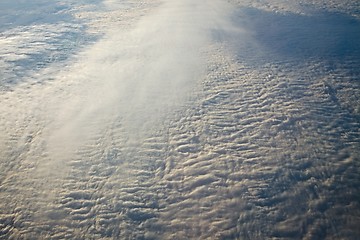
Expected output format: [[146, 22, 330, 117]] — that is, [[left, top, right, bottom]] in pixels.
[[0, 0, 359, 239]]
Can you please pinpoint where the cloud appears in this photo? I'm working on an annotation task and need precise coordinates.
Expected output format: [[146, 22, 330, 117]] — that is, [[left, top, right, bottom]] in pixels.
[[0, 0, 359, 239]]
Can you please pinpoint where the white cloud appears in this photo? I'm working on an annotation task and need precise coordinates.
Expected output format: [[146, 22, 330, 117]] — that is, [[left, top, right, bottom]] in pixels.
[[0, 0, 359, 239]]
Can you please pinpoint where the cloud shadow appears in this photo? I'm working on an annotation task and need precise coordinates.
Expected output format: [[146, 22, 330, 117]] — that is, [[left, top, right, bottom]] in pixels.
[[227, 8, 360, 64]]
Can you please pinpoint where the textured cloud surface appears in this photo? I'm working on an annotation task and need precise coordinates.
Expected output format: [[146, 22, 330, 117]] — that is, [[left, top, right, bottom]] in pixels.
[[0, 0, 359, 239]]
